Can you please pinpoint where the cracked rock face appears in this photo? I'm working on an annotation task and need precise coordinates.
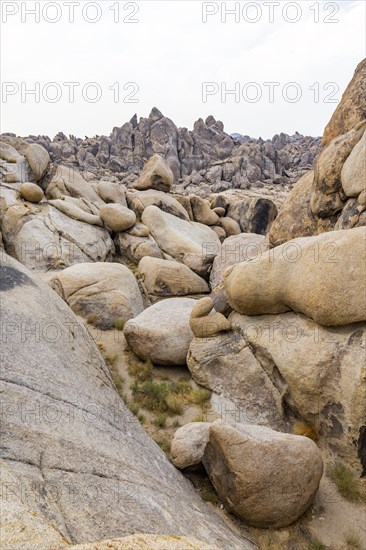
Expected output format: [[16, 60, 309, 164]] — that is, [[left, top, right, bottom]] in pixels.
[[0, 254, 253, 550]]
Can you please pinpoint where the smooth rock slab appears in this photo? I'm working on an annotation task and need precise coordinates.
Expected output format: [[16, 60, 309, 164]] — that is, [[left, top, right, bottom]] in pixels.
[[341, 129, 366, 198], [50, 262, 144, 329], [124, 298, 196, 365], [0, 255, 252, 550], [203, 422, 323, 528]]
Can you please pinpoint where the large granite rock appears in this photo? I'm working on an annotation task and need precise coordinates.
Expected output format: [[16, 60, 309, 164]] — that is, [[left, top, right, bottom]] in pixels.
[[187, 331, 283, 426], [0, 254, 253, 550], [133, 154, 174, 192], [49, 262, 144, 329], [171, 422, 212, 470], [203, 422, 323, 528], [231, 312, 366, 471], [24, 143, 50, 181], [138, 257, 209, 296], [124, 298, 196, 365], [225, 227, 366, 327], [341, 128, 366, 197]]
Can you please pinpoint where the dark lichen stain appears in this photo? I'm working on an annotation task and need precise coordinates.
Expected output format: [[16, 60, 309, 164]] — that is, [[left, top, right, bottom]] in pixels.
[[0, 265, 36, 291]]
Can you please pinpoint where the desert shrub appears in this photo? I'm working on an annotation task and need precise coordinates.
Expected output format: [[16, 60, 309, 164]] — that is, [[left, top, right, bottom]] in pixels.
[[153, 414, 167, 427], [128, 402, 139, 415], [128, 358, 153, 382], [165, 394, 184, 415], [201, 490, 218, 503], [345, 531, 362, 549], [308, 538, 327, 550], [189, 388, 211, 405], [153, 435, 171, 453], [105, 354, 118, 367], [193, 414, 208, 422], [329, 462, 366, 503]]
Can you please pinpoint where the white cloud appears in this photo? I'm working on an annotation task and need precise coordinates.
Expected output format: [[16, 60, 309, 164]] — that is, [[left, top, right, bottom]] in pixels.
[[1, 0, 365, 138]]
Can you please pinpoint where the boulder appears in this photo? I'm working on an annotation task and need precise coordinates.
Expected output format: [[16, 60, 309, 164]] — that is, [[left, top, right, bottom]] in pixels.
[[322, 59, 366, 146], [203, 422, 323, 528], [0, 255, 250, 549], [231, 312, 366, 471], [0, 142, 22, 163], [49, 262, 144, 329], [225, 227, 366, 326], [219, 216, 241, 237], [138, 257, 209, 296], [210, 233, 266, 289], [19, 182, 44, 203], [97, 180, 127, 206], [189, 297, 231, 338], [127, 189, 189, 220], [124, 298, 196, 365], [187, 331, 283, 426], [190, 195, 220, 225], [99, 203, 136, 232], [142, 205, 220, 276], [227, 196, 278, 235], [171, 423, 212, 469], [24, 143, 50, 181], [341, 129, 366, 197], [133, 154, 174, 192]]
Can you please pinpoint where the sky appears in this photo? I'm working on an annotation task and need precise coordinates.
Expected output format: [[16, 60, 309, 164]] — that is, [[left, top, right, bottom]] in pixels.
[[1, 0, 365, 139]]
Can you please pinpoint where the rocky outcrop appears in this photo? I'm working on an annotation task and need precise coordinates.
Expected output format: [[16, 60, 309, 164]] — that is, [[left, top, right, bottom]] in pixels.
[[189, 297, 231, 338], [203, 422, 323, 528], [225, 227, 366, 326], [0, 254, 252, 549], [4, 109, 320, 194], [322, 59, 366, 146], [124, 298, 196, 365], [231, 312, 366, 471], [49, 262, 144, 329]]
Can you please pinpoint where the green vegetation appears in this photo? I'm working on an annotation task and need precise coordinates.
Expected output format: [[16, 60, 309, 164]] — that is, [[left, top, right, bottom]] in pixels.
[[153, 414, 167, 428], [105, 354, 118, 367], [189, 388, 211, 405], [201, 490, 218, 503], [127, 358, 153, 382], [192, 414, 208, 422], [114, 319, 126, 331], [128, 402, 139, 415], [308, 538, 327, 550], [328, 462, 366, 503], [131, 380, 186, 415], [345, 531, 362, 549]]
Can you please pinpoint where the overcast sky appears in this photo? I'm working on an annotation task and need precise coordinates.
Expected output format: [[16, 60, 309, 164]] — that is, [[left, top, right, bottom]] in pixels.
[[1, 0, 365, 139]]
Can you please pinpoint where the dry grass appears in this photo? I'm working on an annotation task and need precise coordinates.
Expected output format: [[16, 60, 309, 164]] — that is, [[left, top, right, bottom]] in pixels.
[[345, 530, 362, 549], [189, 388, 211, 405], [153, 414, 167, 428], [328, 462, 366, 503]]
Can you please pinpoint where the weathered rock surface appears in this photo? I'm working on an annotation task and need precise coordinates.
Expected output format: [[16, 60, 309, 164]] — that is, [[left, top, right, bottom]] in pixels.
[[141, 205, 220, 276], [226, 196, 278, 235], [323, 59, 366, 146], [210, 233, 266, 289], [171, 422, 212, 470], [187, 332, 283, 426], [99, 203, 136, 232], [19, 182, 44, 203], [116, 230, 163, 264], [48, 198, 103, 226], [97, 180, 127, 206], [69, 534, 218, 550], [203, 422, 323, 528], [138, 257, 209, 296], [124, 298, 196, 365], [49, 262, 144, 329], [1, 202, 114, 271], [231, 312, 366, 471], [225, 227, 366, 326], [0, 255, 252, 550], [46, 165, 102, 204]]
